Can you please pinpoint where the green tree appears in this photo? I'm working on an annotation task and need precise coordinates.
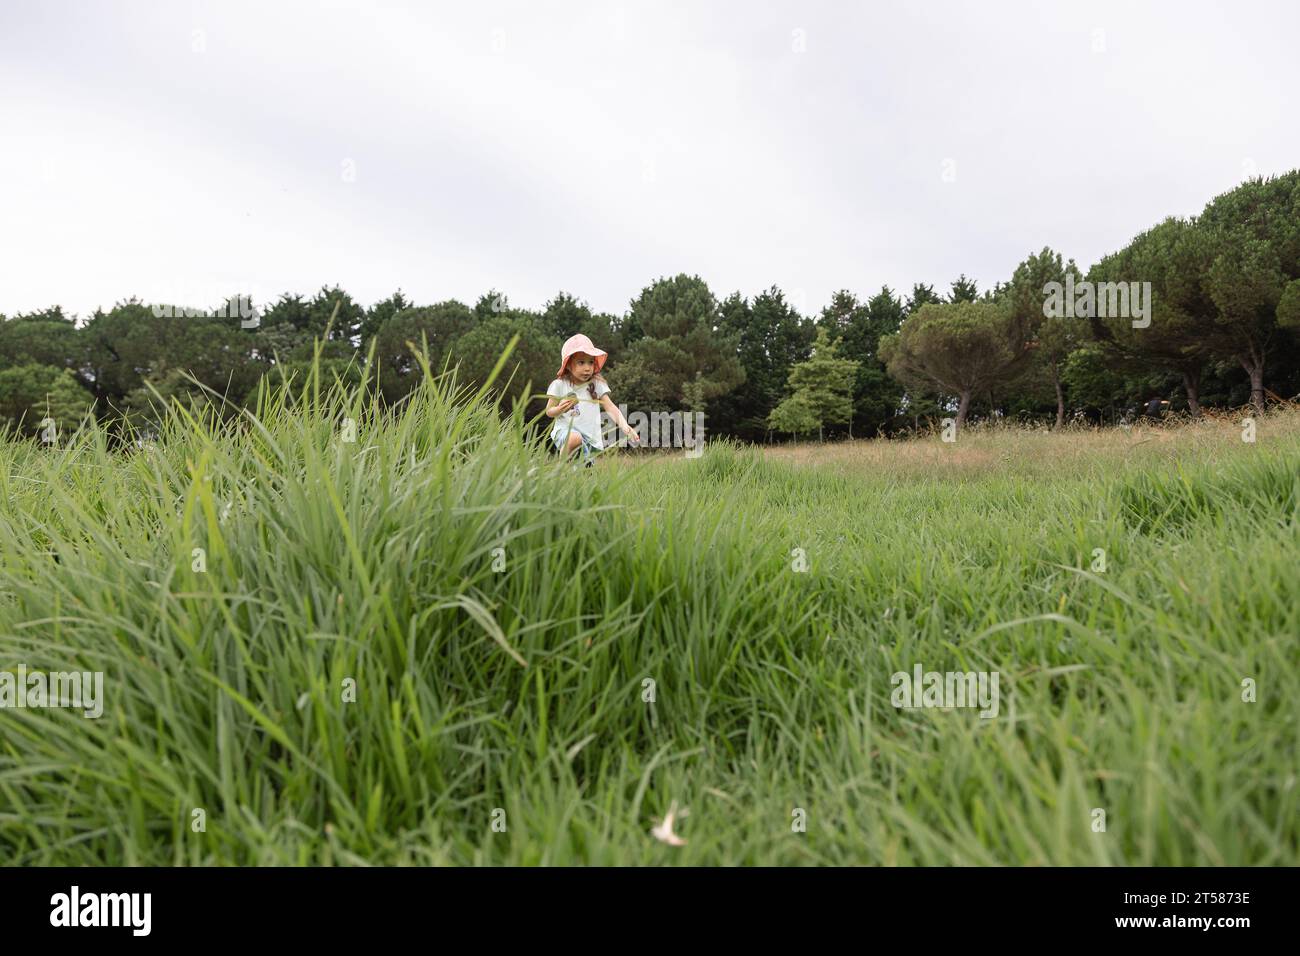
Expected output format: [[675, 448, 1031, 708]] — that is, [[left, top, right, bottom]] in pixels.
[[358, 290, 412, 346], [828, 287, 906, 436], [618, 274, 744, 412], [0, 307, 79, 373], [711, 287, 814, 439], [445, 315, 557, 415], [768, 327, 859, 441], [1087, 217, 1216, 416], [879, 299, 1032, 431], [262, 286, 364, 342], [81, 300, 260, 411], [948, 274, 979, 303], [708, 292, 760, 437], [371, 301, 476, 403], [766, 390, 819, 439], [1278, 279, 1300, 331], [1009, 247, 1085, 428], [0, 364, 94, 438], [905, 283, 942, 314], [1060, 343, 1130, 419], [1198, 171, 1300, 412], [473, 289, 513, 322]]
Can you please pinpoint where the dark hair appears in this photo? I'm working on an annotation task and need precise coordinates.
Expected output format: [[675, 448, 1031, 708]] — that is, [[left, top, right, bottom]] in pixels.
[[562, 370, 607, 401]]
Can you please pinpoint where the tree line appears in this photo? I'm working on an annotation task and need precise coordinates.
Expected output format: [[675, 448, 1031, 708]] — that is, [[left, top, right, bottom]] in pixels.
[[3, 171, 1298, 441]]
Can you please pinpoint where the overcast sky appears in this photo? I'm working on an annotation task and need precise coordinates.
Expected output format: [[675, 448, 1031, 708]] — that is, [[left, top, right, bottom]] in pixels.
[[2, 0, 1296, 321]]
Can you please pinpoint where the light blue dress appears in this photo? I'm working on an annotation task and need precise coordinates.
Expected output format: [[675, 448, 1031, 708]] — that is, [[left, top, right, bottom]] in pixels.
[[547, 378, 609, 461]]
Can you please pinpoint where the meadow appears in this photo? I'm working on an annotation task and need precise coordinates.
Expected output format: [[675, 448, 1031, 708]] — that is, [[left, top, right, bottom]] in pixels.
[[1, 360, 1297, 865]]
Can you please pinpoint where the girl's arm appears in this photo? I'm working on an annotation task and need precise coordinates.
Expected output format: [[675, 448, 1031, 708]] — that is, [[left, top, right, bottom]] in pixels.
[[545, 395, 577, 418], [599, 394, 641, 443]]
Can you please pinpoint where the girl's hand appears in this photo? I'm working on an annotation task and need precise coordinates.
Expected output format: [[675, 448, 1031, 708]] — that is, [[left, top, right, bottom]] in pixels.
[[556, 398, 578, 414]]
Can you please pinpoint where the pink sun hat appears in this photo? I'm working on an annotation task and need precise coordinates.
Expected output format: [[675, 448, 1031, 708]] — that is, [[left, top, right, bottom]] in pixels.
[[557, 333, 608, 378]]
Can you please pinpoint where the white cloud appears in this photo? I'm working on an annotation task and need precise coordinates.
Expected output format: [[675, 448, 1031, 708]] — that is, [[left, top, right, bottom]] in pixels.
[[1, 0, 1296, 319]]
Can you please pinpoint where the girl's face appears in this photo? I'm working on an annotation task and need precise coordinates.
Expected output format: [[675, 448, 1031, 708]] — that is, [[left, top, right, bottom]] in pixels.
[[568, 354, 596, 381]]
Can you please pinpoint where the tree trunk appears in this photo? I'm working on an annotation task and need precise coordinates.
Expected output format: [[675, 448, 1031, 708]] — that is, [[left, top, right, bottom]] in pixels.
[[1239, 352, 1265, 414], [955, 389, 972, 430], [1053, 371, 1065, 430], [1181, 368, 1202, 418]]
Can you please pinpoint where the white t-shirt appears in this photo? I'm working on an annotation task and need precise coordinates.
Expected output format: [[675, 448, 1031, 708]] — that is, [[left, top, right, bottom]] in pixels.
[[547, 377, 610, 448]]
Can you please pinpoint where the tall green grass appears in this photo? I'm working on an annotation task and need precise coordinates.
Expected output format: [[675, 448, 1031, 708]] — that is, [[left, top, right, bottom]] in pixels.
[[1, 359, 1297, 865]]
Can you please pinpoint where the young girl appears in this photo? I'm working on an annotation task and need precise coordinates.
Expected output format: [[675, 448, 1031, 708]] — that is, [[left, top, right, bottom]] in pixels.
[[545, 333, 640, 462]]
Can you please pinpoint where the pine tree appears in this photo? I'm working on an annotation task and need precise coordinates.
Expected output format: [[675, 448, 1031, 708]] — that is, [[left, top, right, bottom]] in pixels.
[[768, 327, 859, 441]]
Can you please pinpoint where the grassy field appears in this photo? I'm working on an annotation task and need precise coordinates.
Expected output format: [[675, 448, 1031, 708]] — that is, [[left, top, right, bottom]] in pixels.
[[1, 364, 1297, 865]]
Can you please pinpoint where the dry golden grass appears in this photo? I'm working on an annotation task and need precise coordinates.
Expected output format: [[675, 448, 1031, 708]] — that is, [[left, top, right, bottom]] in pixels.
[[762, 406, 1300, 482]]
